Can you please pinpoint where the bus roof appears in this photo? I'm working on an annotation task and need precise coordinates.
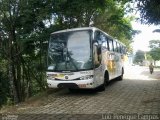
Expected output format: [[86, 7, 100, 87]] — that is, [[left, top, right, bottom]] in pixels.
[[51, 27, 98, 34], [51, 27, 125, 47]]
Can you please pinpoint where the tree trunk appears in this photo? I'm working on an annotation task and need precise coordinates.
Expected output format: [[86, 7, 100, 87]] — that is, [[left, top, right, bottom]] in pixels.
[[8, 32, 19, 104], [8, 62, 19, 103], [16, 56, 23, 102], [0, 32, 2, 48]]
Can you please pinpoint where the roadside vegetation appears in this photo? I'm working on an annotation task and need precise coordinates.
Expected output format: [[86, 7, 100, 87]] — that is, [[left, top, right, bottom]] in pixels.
[[132, 0, 160, 66]]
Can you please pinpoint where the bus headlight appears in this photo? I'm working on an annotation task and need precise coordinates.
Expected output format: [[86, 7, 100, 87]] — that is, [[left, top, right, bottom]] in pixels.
[[80, 75, 93, 80], [47, 74, 55, 80]]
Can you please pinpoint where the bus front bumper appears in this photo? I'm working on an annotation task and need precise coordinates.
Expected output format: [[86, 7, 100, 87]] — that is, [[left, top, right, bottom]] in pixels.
[[47, 79, 95, 89]]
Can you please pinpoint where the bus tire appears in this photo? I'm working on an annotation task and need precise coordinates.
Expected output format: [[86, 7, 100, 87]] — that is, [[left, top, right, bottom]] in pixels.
[[97, 83, 105, 92], [97, 71, 109, 92], [118, 68, 124, 81], [104, 71, 109, 85]]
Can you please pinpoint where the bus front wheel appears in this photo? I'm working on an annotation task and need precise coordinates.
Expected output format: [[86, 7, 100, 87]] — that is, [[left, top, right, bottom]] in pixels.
[[97, 72, 109, 92], [97, 83, 105, 92]]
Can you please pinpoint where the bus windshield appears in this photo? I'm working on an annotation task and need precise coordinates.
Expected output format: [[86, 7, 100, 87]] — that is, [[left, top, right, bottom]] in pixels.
[[47, 30, 93, 71]]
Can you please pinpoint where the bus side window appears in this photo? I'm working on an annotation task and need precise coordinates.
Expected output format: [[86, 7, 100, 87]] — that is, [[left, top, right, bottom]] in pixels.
[[121, 45, 123, 54], [123, 47, 127, 54], [93, 31, 102, 68], [113, 41, 118, 52], [102, 34, 109, 50], [119, 44, 122, 53], [117, 42, 120, 53], [121, 46, 125, 54], [105, 36, 109, 50], [108, 39, 114, 51], [94, 31, 102, 44]]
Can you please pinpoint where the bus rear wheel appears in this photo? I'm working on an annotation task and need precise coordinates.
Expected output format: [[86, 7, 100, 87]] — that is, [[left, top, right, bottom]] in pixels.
[[118, 68, 124, 81], [97, 72, 109, 92]]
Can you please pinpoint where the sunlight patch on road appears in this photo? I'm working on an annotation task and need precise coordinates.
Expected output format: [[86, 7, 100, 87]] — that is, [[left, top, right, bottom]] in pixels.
[[124, 74, 158, 81], [124, 66, 159, 81]]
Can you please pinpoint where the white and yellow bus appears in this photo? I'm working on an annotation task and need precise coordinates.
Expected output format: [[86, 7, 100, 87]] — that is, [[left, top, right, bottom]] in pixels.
[[47, 27, 126, 91]]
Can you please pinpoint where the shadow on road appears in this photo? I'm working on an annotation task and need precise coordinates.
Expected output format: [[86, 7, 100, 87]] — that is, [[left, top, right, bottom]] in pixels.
[[54, 78, 120, 96], [124, 66, 160, 81], [56, 88, 99, 96], [107, 78, 120, 86]]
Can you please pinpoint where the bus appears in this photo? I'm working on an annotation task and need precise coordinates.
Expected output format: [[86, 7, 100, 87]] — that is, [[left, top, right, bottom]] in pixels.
[[46, 27, 126, 91]]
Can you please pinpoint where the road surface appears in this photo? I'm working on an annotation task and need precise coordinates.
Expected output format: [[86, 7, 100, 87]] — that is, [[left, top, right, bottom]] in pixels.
[[1, 66, 160, 120]]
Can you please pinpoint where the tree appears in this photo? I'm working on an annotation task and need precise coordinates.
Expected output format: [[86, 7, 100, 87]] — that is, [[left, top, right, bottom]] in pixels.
[[150, 49, 160, 61], [146, 53, 153, 61], [93, 0, 136, 52], [153, 29, 160, 33], [0, 58, 10, 107], [149, 40, 160, 49], [0, 0, 50, 104], [51, 0, 106, 28], [133, 50, 145, 64], [136, 0, 160, 25], [149, 40, 160, 61]]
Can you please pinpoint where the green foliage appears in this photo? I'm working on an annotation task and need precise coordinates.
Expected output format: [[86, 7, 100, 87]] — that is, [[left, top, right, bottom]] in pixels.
[[149, 40, 160, 61], [0, 59, 10, 107], [0, 0, 50, 104], [146, 53, 153, 61], [52, 0, 106, 28], [133, 50, 145, 63], [93, 0, 134, 51], [153, 29, 160, 33], [149, 40, 160, 49], [149, 48, 160, 61], [136, 0, 160, 25]]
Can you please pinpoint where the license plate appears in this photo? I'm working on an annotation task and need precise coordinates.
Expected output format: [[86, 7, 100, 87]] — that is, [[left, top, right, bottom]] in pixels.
[[78, 84, 86, 88]]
